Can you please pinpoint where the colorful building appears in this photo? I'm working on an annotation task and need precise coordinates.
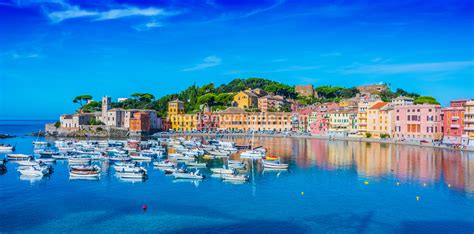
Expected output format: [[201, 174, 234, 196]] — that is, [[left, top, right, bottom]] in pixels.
[[367, 102, 394, 138], [168, 99, 185, 115], [196, 112, 220, 132], [357, 99, 382, 135], [233, 91, 258, 109], [129, 112, 150, 132], [393, 104, 443, 141], [258, 95, 285, 112], [167, 99, 196, 131], [464, 100, 474, 146], [442, 100, 467, 144], [391, 96, 414, 106], [217, 107, 292, 132], [308, 103, 339, 135], [327, 108, 358, 136]]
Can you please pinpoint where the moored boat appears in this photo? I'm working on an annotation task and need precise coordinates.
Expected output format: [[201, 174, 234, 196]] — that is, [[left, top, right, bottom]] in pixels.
[[173, 170, 204, 180], [222, 174, 249, 182], [7, 154, 32, 160]]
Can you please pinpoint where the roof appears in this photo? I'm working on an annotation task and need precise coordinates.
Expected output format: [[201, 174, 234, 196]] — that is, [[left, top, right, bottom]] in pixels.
[[242, 91, 258, 98], [218, 107, 246, 114], [169, 99, 184, 103], [393, 96, 414, 101], [369, 102, 389, 110]]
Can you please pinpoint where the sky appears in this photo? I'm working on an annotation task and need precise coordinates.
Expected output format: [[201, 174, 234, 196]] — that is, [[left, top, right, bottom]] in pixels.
[[0, 0, 473, 120]]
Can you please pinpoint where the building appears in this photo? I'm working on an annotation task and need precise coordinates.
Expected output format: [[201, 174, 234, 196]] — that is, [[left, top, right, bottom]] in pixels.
[[129, 112, 150, 132], [258, 95, 285, 112], [166, 99, 195, 131], [233, 91, 258, 109], [295, 84, 314, 97], [60, 113, 96, 129], [366, 102, 395, 138], [196, 112, 220, 132], [358, 98, 383, 135], [217, 107, 292, 132], [391, 96, 414, 106], [356, 84, 387, 94], [442, 100, 467, 144], [393, 104, 443, 141], [464, 100, 474, 146], [168, 99, 185, 115], [308, 103, 339, 135], [327, 108, 358, 136]]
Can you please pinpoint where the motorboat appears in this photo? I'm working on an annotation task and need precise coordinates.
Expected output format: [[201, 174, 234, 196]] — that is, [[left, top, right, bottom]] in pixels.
[[240, 150, 265, 159], [222, 174, 249, 182], [173, 170, 204, 180], [186, 161, 207, 168], [208, 150, 230, 157], [153, 160, 176, 168], [262, 160, 289, 170], [18, 165, 51, 177], [33, 141, 49, 147], [109, 156, 131, 162], [52, 153, 70, 159], [164, 168, 186, 174], [116, 170, 147, 179], [36, 158, 56, 164], [210, 168, 234, 174], [0, 144, 15, 151], [7, 154, 32, 160], [69, 170, 100, 178], [17, 159, 40, 167], [70, 165, 101, 172], [228, 163, 246, 170], [129, 154, 152, 161], [68, 157, 91, 165]]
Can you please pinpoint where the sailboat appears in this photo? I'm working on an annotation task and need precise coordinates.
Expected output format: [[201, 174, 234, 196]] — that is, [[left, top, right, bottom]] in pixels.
[[240, 125, 265, 159]]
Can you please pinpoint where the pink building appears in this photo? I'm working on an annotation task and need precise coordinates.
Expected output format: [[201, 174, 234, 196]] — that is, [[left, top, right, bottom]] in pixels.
[[196, 112, 219, 132], [442, 100, 467, 144], [309, 103, 339, 135], [393, 104, 443, 141]]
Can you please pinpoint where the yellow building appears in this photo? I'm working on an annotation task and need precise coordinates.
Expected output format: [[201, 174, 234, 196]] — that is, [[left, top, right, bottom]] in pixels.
[[327, 108, 358, 136], [217, 107, 292, 132], [366, 102, 394, 138], [358, 99, 382, 135], [465, 100, 474, 146], [167, 99, 196, 131], [233, 91, 258, 109]]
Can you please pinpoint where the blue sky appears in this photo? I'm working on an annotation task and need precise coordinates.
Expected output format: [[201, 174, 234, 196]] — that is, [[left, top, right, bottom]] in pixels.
[[0, 0, 473, 120]]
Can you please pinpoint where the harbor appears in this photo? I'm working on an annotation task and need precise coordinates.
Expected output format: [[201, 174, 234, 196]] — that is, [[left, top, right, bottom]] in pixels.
[[1, 120, 474, 233]]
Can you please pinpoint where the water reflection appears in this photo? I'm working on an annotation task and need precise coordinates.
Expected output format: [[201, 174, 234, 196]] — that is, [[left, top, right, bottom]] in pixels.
[[207, 136, 474, 195]]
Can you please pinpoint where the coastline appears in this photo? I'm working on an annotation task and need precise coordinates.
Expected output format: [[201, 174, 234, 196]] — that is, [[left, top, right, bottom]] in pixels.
[[154, 132, 474, 152]]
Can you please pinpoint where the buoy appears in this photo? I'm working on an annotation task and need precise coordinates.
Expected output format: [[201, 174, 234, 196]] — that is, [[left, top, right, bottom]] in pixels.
[[301, 192, 304, 196], [423, 183, 427, 187], [142, 204, 147, 212], [396, 182, 400, 186], [416, 196, 420, 201], [448, 184, 451, 188], [364, 181, 369, 185]]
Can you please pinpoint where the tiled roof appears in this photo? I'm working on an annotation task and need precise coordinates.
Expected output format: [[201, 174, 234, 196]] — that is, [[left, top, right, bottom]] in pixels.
[[369, 102, 389, 110]]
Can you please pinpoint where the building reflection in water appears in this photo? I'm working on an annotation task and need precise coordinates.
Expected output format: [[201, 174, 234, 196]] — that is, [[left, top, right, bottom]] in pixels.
[[201, 135, 474, 195]]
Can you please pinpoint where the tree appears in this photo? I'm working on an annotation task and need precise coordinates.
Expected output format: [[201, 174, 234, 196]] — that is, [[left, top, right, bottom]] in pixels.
[[81, 100, 101, 113], [414, 96, 439, 105], [264, 83, 297, 99], [73, 95, 93, 107], [197, 93, 216, 106], [131, 93, 155, 102]]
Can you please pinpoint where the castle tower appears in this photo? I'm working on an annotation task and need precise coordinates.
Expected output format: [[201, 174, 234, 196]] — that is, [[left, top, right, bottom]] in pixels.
[[102, 96, 111, 120]]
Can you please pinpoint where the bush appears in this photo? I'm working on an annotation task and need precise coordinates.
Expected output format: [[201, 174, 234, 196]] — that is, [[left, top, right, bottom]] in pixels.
[[380, 133, 390, 139], [365, 132, 372, 138], [54, 121, 61, 128]]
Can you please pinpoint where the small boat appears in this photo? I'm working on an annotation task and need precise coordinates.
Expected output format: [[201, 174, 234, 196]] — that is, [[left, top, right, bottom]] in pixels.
[[68, 157, 91, 165], [69, 170, 100, 178], [263, 155, 279, 161], [70, 165, 101, 172], [116, 170, 147, 179], [16, 159, 39, 166], [33, 141, 49, 147], [18, 165, 51, 177], [208, 150, 229, 157], [7, 154, 32, 160], [240, 150, 265, 159], [228, 163, 246, 170], [164, 168, 186, 174], [186, 161, 207, 168], [222, 174, 249, 182], [210, 168, 234, 174], [262, 160, 289, 170], [173, 170, 204, 180], [153, 160, 176, 168], [0, 144, 15, 151], [109, 156, 131, 162], [52, 154, 69, 159], [36, 158, 56, 164], [129, 154, 152, 161]]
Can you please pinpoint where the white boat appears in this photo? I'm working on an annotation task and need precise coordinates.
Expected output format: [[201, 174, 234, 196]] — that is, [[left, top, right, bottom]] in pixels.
[[222, 174, 249, 182], [228, 160, 243, 164], [209, 150, 230, 157], [18, 165, 50, 177], [262, 160, 289, 169], [153, 160, 176, 168], [33, 141, 49, 147], [0, 145, 15, 151], [52, 154, 69, 159], [210, 168, 234, 174], [186, 161, 207, 168], [17, 160, 39, 167], [7, 154, 32, 160], [70, 165, 101, 172], [116, 171, 147, 179], [68, 157, 91, 165], [229, 163, 246, 170], [69, 170, 100, 178], [109, 156, 131, 162], [173, 170, 204, 180], [130, 154, 152, 161], [240, 150, 265, 159], [36, 158, 56, 164]]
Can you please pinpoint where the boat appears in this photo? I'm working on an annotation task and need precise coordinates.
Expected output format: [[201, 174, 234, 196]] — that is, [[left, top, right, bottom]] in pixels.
[[210, 168, 234, 174], [263, 155, 279, 161], [240, 150, 265, 159], [52, 154, 70, 159], [18, 165, 50, 177], [33, 141, 49, 147], [109, 156, 131, 162], [262, 160, 289, 170], [17, 160, 39, 167], [222, 174, 249, 182], [0, 144, 15, 151], [116, 169, 147, 179], [173, 170, 204, 180], [228, 160, 243, 164], [7, 154, 32, 160], [68, 157, 91, 165], [69, 170, 100, 178], [153, 160, 176, 168], [186, 161, 207, 168], [129, 154, 152, 161], [228, 163, 246, 170], [70, 165, 101, 172], [164, 168, 186, 174], [36, 158, 56, 164], [208, 150, 230, 157]]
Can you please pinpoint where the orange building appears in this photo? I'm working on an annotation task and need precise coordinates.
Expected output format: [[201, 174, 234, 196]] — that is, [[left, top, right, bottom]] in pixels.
[[129, 112, 150, 132]]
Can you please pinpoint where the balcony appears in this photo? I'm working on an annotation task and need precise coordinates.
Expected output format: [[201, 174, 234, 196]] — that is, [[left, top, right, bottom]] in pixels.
[[465, 126, 474, 131], [450, 124, 460, 129], [465, 111, 474, 116]]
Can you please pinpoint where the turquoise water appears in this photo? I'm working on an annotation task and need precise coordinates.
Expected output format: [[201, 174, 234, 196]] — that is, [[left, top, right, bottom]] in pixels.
[[1, 120, 474, 233]]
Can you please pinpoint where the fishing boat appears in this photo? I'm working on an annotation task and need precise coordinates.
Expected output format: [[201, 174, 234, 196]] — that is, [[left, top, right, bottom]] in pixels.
[[70, 165, 101, 172], [7, 154, 32, 160], [153, 160, 176, 168], [173, 170, 204, 180], [0, 144, 15, 151], [69, 170, 100, 178], [210, 168, 234, 174], [186, 161, 207, 168], [262, 159, 289, 170], [222, 174, 249, 182]]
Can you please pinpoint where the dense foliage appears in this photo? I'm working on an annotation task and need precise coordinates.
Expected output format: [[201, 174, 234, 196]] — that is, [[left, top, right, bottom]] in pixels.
[[414, 96, 439, 105]]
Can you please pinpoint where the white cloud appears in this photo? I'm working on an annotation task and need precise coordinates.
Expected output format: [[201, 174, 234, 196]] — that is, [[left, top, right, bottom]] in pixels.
[[344, 61, 474, 74], [183, 56, 222, 71], [47, 5, 175, 23], [133, 20, 164, 31]]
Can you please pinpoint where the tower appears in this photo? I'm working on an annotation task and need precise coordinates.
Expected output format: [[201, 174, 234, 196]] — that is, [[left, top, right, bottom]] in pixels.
[[102, 96, 111, 120]]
